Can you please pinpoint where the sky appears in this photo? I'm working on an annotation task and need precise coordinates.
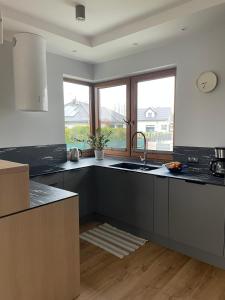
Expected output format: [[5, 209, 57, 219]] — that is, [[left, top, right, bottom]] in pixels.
[[63, 82, 90, 104], [138, 76, 175, 111], [63, 76, 175, 115], [100, 85, 126, 115]]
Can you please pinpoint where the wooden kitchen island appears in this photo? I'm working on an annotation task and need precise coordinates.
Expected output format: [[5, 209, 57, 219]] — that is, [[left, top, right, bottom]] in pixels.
[[0, 180, 80, 300]]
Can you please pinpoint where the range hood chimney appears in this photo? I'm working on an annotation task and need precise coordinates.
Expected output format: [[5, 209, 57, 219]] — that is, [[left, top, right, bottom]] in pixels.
[[13, 33, 48, 112]]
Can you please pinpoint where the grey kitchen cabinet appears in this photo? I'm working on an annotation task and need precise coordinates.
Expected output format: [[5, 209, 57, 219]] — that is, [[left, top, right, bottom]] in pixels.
[[95, 167, 154, 233], [154, 176, 169, 238], [169, 178, 225, 256], [31, 172, 64, 189], [63, 167, 95, 218]]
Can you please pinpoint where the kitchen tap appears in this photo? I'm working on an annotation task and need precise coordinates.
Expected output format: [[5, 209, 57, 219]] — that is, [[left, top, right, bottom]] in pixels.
[[131, 131, 147, 165]]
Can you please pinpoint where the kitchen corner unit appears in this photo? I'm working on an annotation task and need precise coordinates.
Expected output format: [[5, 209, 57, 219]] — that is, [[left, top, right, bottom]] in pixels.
[[31, 157, 225, 270], [0, 179, 80, 300], [0, 160, 29, 217]]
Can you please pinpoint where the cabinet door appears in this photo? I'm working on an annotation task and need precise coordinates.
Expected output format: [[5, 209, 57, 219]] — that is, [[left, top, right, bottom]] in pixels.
[[169, 179, 225, 256], [154, 176, 169, 238], [63, 167, 95, 218], [95, 167, 154, 233], [95, 167, 126, 220], [31, 172, 64, 189], [127, 172, 154, 232]]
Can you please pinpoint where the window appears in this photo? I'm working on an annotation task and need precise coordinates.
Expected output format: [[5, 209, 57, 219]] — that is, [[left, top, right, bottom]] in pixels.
[[63, 79, 92, 150], [132, 69, 175, 153], [95, 79, 130, 155], [146, 109, 156, 118], [146, 125, 155, 132], [161, 124, 167, 131], [67, 68, 176, 158]]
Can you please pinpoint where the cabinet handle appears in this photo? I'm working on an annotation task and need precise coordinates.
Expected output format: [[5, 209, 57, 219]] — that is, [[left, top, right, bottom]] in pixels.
[[185, 179, 206, 185], [156, 175, 166, 178]]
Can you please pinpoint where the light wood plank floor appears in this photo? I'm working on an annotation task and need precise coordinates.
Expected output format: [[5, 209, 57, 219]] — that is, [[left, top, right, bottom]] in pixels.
[[79, 223, 225, 300]]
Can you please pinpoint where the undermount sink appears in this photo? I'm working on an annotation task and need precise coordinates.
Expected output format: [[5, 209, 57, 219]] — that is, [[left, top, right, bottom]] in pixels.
[[110, 162, 160, 171]]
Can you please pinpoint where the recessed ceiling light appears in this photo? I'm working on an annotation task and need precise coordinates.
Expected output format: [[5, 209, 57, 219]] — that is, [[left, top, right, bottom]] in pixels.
[[72, 49, 77, 53], [132, 42, 139, 46], [181, 26, 187, 31]]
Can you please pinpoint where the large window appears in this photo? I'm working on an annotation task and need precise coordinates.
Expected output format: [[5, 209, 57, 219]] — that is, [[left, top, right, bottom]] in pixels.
[[63, 79, 92, 150], [64, 68, 176, 158], [95, 79, 130, 156], [131, 69, 175, 153]]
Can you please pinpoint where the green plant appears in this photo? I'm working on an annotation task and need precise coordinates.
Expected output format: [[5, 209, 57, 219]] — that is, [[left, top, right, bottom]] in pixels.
[[75, 128, 112, 150]]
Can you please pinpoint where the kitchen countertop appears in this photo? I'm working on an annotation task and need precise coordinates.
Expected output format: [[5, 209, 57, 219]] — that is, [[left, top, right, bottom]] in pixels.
[[0, 181, 77, 219], [28, 157, 225, 186], [30, 181, 77, 208], [57, 157, 225, 186]]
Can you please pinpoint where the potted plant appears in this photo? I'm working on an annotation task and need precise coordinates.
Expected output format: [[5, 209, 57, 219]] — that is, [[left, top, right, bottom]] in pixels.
[[75, 128, 111, 160]]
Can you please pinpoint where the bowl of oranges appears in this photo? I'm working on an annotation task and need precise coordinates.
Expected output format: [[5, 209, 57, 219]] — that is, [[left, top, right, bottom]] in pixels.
[[164, 161, 183, 173]]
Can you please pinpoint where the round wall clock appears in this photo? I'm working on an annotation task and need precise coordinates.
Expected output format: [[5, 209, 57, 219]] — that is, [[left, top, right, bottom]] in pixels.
[[196, 71, 218, 93]]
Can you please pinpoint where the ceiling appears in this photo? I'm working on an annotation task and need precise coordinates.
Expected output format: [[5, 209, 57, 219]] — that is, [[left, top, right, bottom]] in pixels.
[[1, 0, 225, 63]]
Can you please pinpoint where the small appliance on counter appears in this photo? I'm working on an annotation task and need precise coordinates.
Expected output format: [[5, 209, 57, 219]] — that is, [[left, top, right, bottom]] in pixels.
[[210, 147, 225, 177], [68, 147, 82, 162]]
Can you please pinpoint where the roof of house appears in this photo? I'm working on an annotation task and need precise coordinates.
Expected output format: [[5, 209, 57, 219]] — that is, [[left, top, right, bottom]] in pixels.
[[64, 100, 125, 124], [138, 107, 172, 121], [64, 101, 90, 123], [64, 101, 172, 123]]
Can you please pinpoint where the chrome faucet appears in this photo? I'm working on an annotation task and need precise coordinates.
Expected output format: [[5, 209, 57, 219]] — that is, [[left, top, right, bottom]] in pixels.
[[131, 131, 147, 165]]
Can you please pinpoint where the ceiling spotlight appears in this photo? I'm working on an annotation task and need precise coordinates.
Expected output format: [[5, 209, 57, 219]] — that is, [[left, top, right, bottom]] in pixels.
[[72, 49, 77, 53], [181, 26, 187, 31], [76, 4, 85, 21], [132, 42, 139, 46]]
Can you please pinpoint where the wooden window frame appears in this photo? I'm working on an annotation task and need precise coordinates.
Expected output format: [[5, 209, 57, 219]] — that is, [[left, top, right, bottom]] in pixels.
[[94, 78, 131, 157], [64, 68, 176, 161], [63, 78, 95, 156], [130, 68, 176, 161]]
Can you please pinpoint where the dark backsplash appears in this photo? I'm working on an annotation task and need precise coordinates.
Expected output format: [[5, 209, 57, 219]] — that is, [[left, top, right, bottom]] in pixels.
[[0, 144, 67, 167], [0, 144, 216, 174], [173, 146, 215, 173]]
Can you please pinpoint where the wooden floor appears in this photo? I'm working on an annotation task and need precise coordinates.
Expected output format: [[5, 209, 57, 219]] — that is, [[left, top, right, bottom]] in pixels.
[[78, 223, 225, 300]]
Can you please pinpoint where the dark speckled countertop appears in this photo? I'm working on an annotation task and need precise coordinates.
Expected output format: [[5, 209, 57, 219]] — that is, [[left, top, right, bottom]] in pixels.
[[30, 181, 77, 208], [57, 157, 225, 187], [0, 181, 77, 219]]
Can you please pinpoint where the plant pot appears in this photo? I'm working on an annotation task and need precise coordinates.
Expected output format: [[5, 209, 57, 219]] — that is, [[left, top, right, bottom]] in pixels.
[[94, 150, 104, 160]]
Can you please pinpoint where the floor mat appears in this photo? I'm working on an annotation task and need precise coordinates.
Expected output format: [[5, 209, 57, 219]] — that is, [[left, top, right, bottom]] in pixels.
[[80, 223, 147, 258]]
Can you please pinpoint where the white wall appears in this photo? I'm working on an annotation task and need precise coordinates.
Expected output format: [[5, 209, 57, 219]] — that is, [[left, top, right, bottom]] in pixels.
[[0, 41, 93, 147], [1, 24, 225, 148], [94, 26, 225, 148]]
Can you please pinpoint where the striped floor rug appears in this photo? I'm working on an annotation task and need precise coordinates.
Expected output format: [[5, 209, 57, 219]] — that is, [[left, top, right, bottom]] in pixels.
[[80, 223, 147, 259]]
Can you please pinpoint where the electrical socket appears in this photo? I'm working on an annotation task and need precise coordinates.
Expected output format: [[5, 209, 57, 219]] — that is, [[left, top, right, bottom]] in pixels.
[[187, 156, 199, 163]]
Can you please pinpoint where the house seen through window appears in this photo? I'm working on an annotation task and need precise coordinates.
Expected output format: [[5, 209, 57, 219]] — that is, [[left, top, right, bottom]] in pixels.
[[98, 85, 127, 150], [63, 80, 91, 150], [136, 75, 175, 151]]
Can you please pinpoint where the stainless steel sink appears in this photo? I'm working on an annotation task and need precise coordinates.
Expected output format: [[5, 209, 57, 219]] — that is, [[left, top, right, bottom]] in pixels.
[[110, 162, 159, 171]]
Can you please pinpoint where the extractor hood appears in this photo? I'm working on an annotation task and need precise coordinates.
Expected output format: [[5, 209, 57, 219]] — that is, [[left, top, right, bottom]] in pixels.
[[13, 33, 48, 112]]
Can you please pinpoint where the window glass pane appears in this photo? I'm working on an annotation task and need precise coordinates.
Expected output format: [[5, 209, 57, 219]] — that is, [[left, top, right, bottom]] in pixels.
[[137, 76, 175, 151], [99, 85, 127, 149], [63, 81, 91, 150]]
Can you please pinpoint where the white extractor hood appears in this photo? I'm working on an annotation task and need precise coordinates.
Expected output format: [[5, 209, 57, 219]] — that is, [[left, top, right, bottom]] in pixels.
[[13, 33, 48, 112]]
